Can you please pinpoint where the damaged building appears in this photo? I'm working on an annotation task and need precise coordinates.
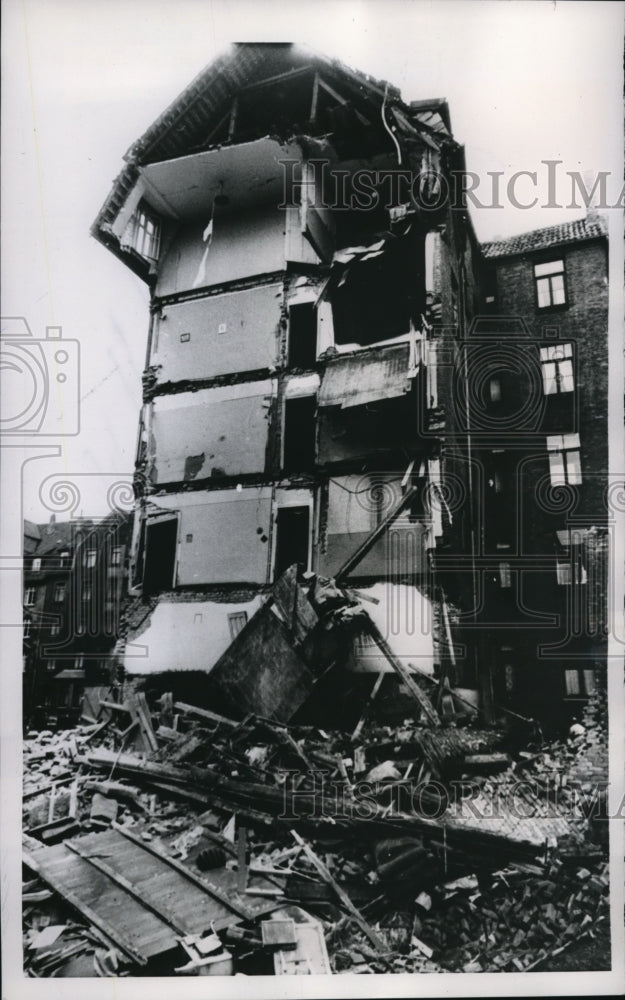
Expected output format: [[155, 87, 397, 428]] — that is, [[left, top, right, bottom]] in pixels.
[[92, 42, 478, 724], [19, 43, 612, 983], [91, 42, 608, 731]]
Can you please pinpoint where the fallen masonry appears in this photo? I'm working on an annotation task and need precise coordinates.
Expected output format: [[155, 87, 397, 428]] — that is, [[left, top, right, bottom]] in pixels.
[[22, 665, 610, 977]]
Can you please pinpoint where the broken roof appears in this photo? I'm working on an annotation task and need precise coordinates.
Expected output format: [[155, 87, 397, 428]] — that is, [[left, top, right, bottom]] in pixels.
[[481, 214, 608, 260], [92, 43, 455, 278]]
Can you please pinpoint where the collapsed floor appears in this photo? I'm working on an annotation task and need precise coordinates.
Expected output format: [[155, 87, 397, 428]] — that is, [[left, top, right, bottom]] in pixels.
[[22, 681, 609, 977]]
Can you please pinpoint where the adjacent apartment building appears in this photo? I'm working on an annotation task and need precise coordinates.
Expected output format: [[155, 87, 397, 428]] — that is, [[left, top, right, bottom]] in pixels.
[[91, 43, 608, 729], [23, 513, 131, 727]]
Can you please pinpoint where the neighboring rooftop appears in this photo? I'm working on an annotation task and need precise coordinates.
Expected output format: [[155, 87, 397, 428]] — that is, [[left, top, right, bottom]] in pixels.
[[481, 214, 608, 259]]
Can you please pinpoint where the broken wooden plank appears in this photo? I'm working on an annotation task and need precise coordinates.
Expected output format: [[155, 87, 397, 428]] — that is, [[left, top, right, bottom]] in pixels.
[[237, 826, 248, 895], [335, 485, 420, 582], [65, 839, 191, 935], [173, 701, 238, 729], [290, 829, 388, 953], [22, 844, 147, 965], [366, 620, 441, 727], [112, 822, 250, 919], [352, 672, 385, 739], [135, 692, 159, 752]]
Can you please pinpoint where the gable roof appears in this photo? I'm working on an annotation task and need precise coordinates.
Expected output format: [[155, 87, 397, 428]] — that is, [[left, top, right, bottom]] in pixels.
[[92, 43, 459, 280], [481, 215, 608, 260]]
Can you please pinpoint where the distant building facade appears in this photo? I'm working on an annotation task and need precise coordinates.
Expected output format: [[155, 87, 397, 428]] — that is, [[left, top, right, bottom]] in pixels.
[[23, 513, 131, 727]]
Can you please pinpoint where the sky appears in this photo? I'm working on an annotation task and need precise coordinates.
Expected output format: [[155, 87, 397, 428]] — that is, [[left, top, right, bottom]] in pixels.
[[2, 0, 623, 524]]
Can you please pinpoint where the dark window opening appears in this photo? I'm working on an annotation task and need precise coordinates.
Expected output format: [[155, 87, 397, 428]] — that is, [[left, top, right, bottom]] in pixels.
[[143, 517, 178, 595], [275, 506, 310, 578], [288, 303, 317, 369], [283, 396, 316, 472], [332, 248, 415, 347]]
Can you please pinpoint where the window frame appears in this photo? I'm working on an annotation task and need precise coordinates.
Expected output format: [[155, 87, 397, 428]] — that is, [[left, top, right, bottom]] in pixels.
[[125, 204, 161, 263], [540, 343, 574, 395], [533, 258, 567, 310], [25, 586, 36, 606], [547, 433, 582, 486], [227, 611, 249, 640], [53, 582, 67, 603]]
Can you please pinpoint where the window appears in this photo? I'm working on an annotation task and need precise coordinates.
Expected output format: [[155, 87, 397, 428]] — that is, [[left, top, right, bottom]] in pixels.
[[59, 550, 70, 567], [288, 302, 317, 369], [564, 668, 580, 696], [143, 515, 178, 595], [25, 586, 36, 606], [86, 549, 97, 568], [499, 562, 511, 588], [556, 560, 587, 585], [32, 558, 41, 572], [534, 259, 566, 308], [54, 582, 66, 602], [540, 344, 574, 394], [82, 584, 92, 601], [75, 654, 84, 670], [228, 611, 248, 640], [565, 668, 595, 697], [130, 206, 161, 262], [111, 546, 123, 566], [489, 377, 502, 403], [547, 433, 581, 485], [23, 621, 31, 638], [50, 623, 61, 636], [46, 659, 57, 673]]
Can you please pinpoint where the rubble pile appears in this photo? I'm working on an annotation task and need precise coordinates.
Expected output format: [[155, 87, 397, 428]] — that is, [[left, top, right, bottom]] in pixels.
[[22, 680, 610, 977]]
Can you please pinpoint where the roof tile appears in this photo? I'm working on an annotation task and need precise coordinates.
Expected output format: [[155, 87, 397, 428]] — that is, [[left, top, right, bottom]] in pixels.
[[481, 215, 607, 259]]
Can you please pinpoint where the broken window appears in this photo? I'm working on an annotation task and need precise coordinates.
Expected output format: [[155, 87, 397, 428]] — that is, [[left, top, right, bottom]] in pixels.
[[288, 302, 317, 369], [283, 396, 316, 472], [25, 587, 36, 606], [534, 259, 566, 308], [540, 343, 574, 394], [547, 433, 582, 486], [274, 506, 311, 578], [331, 241, 415, 347], [228, 611, 248, 639], [143, 515, 178, 595]]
